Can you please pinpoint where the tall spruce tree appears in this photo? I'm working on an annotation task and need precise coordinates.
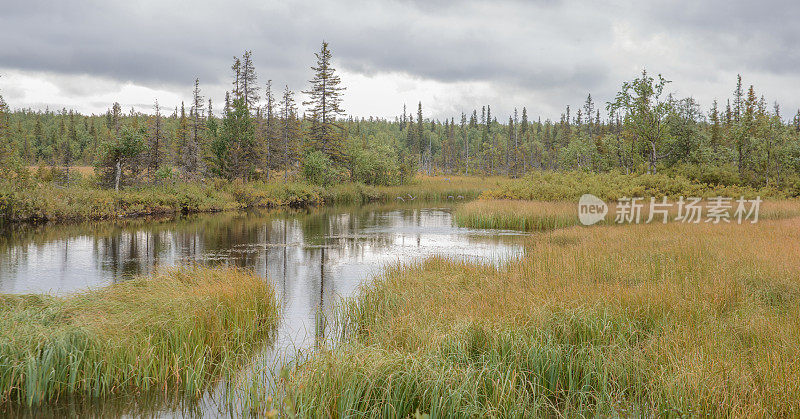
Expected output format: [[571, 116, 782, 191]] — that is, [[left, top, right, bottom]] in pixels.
[[184, 78, 204, 176], [148, 100, 163, 175], [280, 85, 300, 178], [303, 41, 346, 162], [239, 51, 260, 112], [416, 102, 424, 170], [263, 80, 276, 179], [175, 102, 188, 168]]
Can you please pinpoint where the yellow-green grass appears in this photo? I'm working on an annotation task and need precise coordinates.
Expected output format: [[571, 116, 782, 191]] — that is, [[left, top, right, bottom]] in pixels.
[[318, 175, 507, 205], [280, 217, 800, 417], [0, 267, 279, 408], [455, 198, 800, 232], [0, 175, 504, 224]]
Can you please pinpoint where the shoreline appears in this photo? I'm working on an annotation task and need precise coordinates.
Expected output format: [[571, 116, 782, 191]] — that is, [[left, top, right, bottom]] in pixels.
[[0, 176, 495, 226]]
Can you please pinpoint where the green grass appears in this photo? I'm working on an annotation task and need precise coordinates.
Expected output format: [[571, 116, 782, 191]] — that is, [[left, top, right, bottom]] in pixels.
[[0, 267, 279, 408], [483, 170, 792, 201], [276, 217, 800, 417], [454, 200, 580, 231]]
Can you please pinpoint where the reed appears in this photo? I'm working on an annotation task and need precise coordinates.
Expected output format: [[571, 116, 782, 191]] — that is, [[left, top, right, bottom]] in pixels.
[[280, 217, 800, 417], [0, 267, 279, 408], [454, 199, 580, 231]]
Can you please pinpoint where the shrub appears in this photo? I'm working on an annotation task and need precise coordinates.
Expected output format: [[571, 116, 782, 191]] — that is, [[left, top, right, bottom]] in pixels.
[[351, 144, 401, 186], [302, 151, 344, 186]]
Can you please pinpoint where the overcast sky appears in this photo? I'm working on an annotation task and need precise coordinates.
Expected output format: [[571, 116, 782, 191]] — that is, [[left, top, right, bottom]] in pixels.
[[1, 0, 799, 121]]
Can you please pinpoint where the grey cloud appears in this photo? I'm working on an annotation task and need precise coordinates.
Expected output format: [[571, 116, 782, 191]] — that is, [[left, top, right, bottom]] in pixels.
[[2, 0, 800, 118]]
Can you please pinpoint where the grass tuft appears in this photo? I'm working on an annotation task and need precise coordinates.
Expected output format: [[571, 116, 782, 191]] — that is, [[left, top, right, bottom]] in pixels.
[[0, 267, 279, 408]]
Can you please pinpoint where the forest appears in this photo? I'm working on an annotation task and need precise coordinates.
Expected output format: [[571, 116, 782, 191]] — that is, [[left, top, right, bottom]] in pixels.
[[2, 42, 800, 195]]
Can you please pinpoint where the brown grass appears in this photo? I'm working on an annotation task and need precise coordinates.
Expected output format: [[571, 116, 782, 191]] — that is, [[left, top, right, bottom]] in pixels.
[[283, 216, 800, 417]]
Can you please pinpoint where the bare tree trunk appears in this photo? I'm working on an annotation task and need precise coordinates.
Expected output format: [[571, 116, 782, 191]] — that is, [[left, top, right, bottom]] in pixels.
[[114, 159, 121, 191]]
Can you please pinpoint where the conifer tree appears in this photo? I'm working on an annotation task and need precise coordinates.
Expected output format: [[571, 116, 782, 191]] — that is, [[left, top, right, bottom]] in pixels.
[[710, 99, 721, 152], [0, 93, 13, 171], [734, 74, 743, 123], [220, 90, 257, 181], [239, 51, 260, 112], [33, 117, 44, 162], [280, 85, 300, 178], [175, 102, 188, 167], [148, 100, 163, 176], [109, 102, 122, 134], [231, 57, 241, 99], [263, 80, 276, 179], [184, 78, 204, 176], [794, 110, 800, 132], [63, 112, 76, 175], [416, 102, 424, 170], [303, 41, 346, 162], [460, 112, 468, 175]]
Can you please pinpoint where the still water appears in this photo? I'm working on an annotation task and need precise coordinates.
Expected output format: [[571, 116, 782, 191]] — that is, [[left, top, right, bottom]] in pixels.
[[0, 203, 526, 415]]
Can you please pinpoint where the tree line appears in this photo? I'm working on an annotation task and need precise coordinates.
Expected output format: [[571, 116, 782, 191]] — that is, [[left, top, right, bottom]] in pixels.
[[2, 44, 800, 189]]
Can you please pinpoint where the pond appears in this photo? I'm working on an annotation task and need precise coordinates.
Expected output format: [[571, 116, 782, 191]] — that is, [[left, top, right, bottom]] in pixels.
[[0, 203, 526, 416]]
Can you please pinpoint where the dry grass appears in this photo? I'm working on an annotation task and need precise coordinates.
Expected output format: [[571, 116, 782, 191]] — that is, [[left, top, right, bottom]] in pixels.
[[29, 166, 95, 176], [282, 217, 800, 417], [455, 198, 800, 231]]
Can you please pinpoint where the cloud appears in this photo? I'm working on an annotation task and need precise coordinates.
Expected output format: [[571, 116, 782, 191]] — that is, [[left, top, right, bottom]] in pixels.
[[1, 0, 800, 119]]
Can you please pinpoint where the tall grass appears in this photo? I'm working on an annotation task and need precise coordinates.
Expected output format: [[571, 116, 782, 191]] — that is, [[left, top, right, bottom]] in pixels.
[[455, 198, 800, 232], [454, 200, 581, 231], [279, 217, 800, 417], [0, 267, 279, 408]]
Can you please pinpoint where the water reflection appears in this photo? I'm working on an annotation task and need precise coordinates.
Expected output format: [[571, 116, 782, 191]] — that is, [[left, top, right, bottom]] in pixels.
[[0, 203, 525, 415]]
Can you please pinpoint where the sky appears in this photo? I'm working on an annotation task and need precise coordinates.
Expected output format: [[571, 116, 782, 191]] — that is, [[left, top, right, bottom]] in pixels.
[[1, 0, 799, 121]]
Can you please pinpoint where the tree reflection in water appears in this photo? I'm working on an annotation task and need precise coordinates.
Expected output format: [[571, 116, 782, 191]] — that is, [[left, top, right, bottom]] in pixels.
[[0, 203, 526, 414]]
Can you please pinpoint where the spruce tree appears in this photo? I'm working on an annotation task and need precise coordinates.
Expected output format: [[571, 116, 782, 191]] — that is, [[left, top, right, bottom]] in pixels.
[[175, 102, 188, 168], [221, 95, 256, 180], [184, 78, 204, 176], [710, 100, 721, 152], [734, 74, 743, 123], [303, 41, 346, 162], [0, 93, 13, 171], [240, 51, 260, 112], [263, 80, 276, 179], [280, 85, 300, 178], [461, 112, 468, 175], [148, 100, 163, 176], [416, 102, 424, 170]]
